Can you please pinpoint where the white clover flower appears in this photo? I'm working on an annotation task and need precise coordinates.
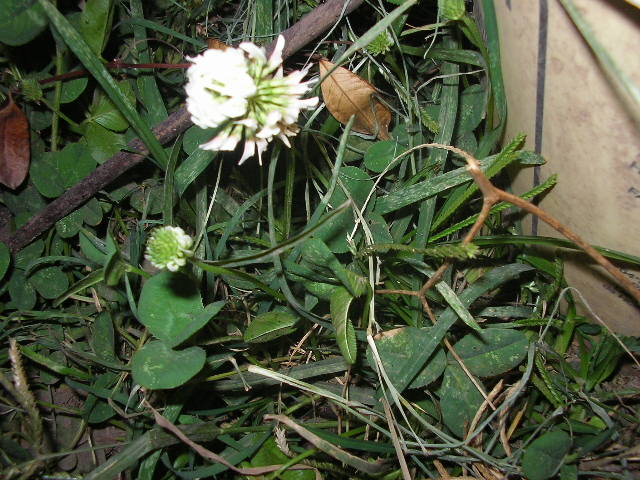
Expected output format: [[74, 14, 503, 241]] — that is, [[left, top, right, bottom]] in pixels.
[[145, 226, 194, 272], [185, 35, 318, 164]]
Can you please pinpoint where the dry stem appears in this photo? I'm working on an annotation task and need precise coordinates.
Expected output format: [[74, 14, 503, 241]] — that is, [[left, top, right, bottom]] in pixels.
[[376, 143, 640, 318]]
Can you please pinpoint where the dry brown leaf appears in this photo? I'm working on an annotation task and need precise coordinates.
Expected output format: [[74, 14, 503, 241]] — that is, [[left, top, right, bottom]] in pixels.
[[319, 58, 391, 140], [206, 38, 229, 50], [0, 95, 30, 190]]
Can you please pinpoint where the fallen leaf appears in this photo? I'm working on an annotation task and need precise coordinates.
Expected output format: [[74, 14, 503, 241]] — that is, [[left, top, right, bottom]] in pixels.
[[319, 59, 391, 140], [0, 95, 30, 189], [207, 38, 229, 50]]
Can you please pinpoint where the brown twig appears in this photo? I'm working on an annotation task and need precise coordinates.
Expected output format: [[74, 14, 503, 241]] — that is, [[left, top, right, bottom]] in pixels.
[[6, 0, 366, 254], [35, 61, 191, 86], [376, 143, 640, 316]]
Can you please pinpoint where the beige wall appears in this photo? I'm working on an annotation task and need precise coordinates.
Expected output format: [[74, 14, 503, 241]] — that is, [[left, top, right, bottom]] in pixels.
[[494, 0, 640, 334]]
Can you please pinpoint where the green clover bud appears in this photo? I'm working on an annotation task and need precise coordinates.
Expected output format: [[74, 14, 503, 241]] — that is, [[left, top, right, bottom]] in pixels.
[[145, 226, 194, 272], [367, 31, 393, 56]]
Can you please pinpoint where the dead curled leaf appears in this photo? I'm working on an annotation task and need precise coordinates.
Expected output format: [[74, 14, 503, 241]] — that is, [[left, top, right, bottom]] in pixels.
[[206, 38, 229, 50], [319, 59, 391, 140], [0, 96, 30, 190]]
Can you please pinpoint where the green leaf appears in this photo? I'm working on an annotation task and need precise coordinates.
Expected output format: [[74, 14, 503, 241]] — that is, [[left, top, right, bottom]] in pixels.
[[15, 239, 44, 270], [451, 329, 529, 377], [522, 430, 572, 480], [80, 198, 103, 226], [54, 143, 97, 188], [367, 212, 393, 245], [383, 263, 534, 394], [89, 81, 135, 132], [29, 266, 69, 299], [250, 438, 315, 480], [59, 77, 88, 104], [0, 242, 11, 281], [130, 184, 164, 215], [439, 0, 466, 20], [374, 155, 495, 215], [314, 166, 373, 253], [56, 208, 84, 238], [132, 341, 206, 389], [91, 312, 116, 362], [0, 0, 48, 46], [244, 310, 299, 343], [29, 152, 65, 198], [137, 272, 223, 348], [80, 0, 114, 55], [364, 140, 407, 173], [438, 364, 484, 438], [103, 250, 127, 286], [37, 0, 169, 167], [83, 122, 125, 164], [455, 84, 485, 135], [8, 270, 37, 310], [366, 327, 446, 390], [301, 238, 367, 297], [329, 287, 358, 364]]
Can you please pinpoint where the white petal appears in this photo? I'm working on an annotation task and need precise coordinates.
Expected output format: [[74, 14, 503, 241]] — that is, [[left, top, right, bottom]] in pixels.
[[255, 139, 269, 165], [238, 139, 256, 165], [268, 35, 285, 70], [239, 41, 267, 63], [200, 129, 241, 151]]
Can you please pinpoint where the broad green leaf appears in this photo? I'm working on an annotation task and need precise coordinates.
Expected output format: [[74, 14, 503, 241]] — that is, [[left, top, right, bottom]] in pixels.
[[303, 280, 339, 301], [54, 143, 97, 188], [383, 263, 534, 394], [56, 208, 84, 238], [439, 0, 466, 20], [522, 430, 572, 480], [29, 266, 69, 299], [89, 81, 135, 132], [451, 328, 529, 377], [130, 184, 164, 215], [182, 125, 215, 155], [80, 198, 103, 226], [329, 287, 358, 364], [83, 122, 125, 164], [137, 273, 222, 348], [244, 310, 299, 343], [0, 242, 11, 280], [79, 229, 113, 264], [250, 438, 315, 480], [15, 239, 44, 270], [366, 327, 446, 390], [80, 0, 114, 55], [132, 341, 205, 389], [8, 270, 37, 310], [84, 373, 117, 423], [367, 212, 393, 245], [438, 364, 484, 437], [364, 140, 407, 173], [29, 152, 65, 198], [59, 77, 88, 104], [0, 0, 48, 46]]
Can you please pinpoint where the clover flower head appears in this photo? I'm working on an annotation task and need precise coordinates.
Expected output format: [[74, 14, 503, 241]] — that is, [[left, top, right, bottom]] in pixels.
[[367, 31, 393, 56], [185, 35, 318, 165], [145, 226, 194, 272]]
